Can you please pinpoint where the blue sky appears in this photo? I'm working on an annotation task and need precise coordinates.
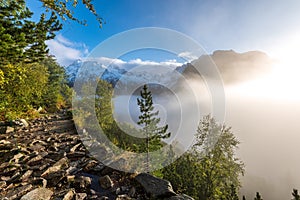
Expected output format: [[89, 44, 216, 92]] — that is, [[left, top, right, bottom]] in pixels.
[[28, 0, 300, 66]]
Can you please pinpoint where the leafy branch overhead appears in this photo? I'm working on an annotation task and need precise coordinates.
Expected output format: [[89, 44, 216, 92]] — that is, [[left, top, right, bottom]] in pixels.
[[40, 0, 103, 27]]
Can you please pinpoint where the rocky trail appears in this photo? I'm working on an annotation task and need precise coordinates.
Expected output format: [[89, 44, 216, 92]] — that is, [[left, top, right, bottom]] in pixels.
[[0, 113, 193, 200]]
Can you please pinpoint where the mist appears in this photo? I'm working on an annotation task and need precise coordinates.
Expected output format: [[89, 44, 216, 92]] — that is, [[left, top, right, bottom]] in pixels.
[[111, 50, 299, 199]]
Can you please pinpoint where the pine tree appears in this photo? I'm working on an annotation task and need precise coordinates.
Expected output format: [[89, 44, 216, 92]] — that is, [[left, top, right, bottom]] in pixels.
[[254, 192, 263, 200], [137, 84, 171, 172], [0, 0, 61, 65], [292, 189, 300, 200]]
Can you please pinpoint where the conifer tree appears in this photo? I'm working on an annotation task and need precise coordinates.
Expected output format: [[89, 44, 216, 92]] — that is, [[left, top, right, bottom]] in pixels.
[[0, 0, 61, 65], [292, 189, 300, 200], [137, 84, 170, 172], [254, 192, 263, 200]]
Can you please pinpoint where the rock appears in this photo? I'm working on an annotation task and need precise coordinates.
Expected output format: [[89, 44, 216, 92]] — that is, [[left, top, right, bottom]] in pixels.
[[83, 160, 98, 171], [20, 188, 53, 200], [0, 140, 11, 145], [10, 152, 25, 163], [6, 126, 14, 133], [99, 175, 113, 189], [70, 143, 81, 153], [115, 187, 121, 195], [0, 180, 6, 189], [42, 157, 69, 176], [5, 184, 32, 199], [67, 175, 75, 182], [76, 193, 87, 200], [74, 176, 92, 189], [20, 119, 29, 127], [128, 187, 136, 197], [27, 154, 44, 166], [42, 170, 65, 187], [62, 190, 75, 200], [7, 171, 21, 183], [116, 194, 131, 200], [21, 170, 33, 181], [135, 173, 176, 198], [32, 177, 47, 187], [164, 194, 195, 200]]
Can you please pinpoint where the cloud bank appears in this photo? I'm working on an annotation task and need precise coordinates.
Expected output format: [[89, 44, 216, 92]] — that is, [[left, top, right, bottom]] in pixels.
[[46, 34, 89, 66]]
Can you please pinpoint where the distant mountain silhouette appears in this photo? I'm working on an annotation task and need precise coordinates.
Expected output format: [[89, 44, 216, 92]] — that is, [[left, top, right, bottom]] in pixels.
[[177, 50, 273, 84]]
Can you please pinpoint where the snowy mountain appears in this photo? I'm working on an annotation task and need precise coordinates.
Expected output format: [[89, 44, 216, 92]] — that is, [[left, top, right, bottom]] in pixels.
[[65, 59, 182, 91], [65, 50, 273, 91]]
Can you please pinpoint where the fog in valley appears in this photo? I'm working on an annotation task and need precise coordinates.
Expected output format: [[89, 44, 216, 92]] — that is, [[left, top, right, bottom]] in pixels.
[[112, 50, 300, 199]]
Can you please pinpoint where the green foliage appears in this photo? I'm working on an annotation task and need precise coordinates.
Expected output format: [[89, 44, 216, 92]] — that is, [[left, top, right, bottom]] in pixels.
[[0, 0, 61, 65], [292, 189, 300, 200], [39, 0, 103, 27], [0, 1, 70, 120], [0, 58, 71, 120], [0, 0, 102, 27], [73, 79, 147, 153], [42, 57, 72, 111], [95, 79, 114, 131], [137, 84, 171, 171], [228, 184, 239, 200], [254, 192, 263, 200], [161, 115, 244, 200], [137, 84, 170, 147]]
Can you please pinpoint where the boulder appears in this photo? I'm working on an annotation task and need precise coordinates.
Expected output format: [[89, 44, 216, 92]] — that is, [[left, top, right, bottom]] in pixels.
[[135, 173, 176, 198], [21, 188, 53, 200]]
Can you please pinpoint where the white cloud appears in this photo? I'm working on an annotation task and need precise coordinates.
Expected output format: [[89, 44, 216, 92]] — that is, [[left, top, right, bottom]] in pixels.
[[46, 34, 89, 66], [84, 57, 183, 70], [178, 51, 198, 62]]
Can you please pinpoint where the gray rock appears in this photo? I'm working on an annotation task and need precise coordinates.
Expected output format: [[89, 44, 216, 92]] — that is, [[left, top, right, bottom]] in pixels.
[[21, 188, 53, 200], [42, 157, 69, 176], [99, 175, 113, 189], [135, 173, 176, 198]]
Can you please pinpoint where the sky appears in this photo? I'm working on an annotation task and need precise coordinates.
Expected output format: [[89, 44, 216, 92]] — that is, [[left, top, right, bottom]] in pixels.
[[27, 1, 300, 199], [28, 0, 300, 66]]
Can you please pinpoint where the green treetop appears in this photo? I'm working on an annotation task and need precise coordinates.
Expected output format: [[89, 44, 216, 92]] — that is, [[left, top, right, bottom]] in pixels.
[[137, 84, 171, 171]]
